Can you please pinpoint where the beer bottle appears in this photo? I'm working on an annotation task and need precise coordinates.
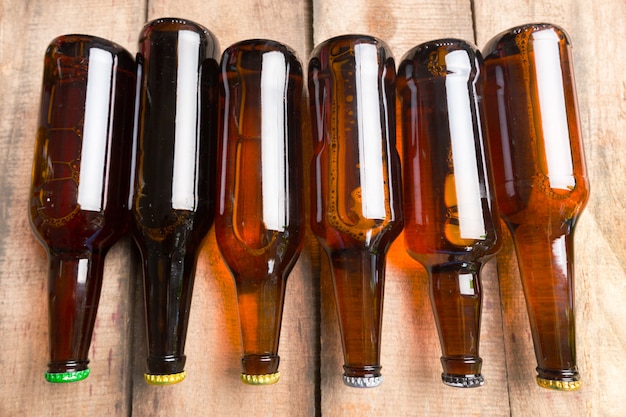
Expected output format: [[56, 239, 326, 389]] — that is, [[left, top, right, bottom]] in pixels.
[[397, 39, 501, 387], [215, 39, 305, 385], [483, 23, 589, 390], [133, 18, 220, 385], [29, 35, 136, 382], [308, 35, 403, 388]]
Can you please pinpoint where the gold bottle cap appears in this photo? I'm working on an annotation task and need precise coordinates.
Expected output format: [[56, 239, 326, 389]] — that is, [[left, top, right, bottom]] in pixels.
[[536, 376, 582, 391], [240, 372, 280, 385], [144, 371, 186, 385]]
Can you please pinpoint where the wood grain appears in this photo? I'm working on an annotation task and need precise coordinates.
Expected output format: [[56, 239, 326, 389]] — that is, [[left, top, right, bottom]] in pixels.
[[0, 1, 144, 416], [474, 1, 626, 415], [130, 2, 318, 417], [312, 1, 509, 416], [0, 0, 624, 415]]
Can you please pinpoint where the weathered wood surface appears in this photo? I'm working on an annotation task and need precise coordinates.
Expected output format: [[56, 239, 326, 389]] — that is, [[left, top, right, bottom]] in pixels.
[[0, 0, 624, 416]]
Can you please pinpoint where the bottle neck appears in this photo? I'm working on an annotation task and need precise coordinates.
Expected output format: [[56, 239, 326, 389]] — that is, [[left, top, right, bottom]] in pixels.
[[46, 251, 106, 379]]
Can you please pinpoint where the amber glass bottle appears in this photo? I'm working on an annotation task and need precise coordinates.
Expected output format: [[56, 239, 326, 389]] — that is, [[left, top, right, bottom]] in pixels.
[[29, 35, 136, 383], [397, 39, 501, 388], [133, 18, 220, 385], [215, 39, 304, 385], [308, 35, 403, 388], [483, 23, 589, 390]]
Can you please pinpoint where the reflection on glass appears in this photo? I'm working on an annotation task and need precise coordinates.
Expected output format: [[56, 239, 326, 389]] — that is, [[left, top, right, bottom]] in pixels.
[[483, 23, 589, 391], [397, 39, 500, 388], [29, 35, 136, 383], [215, 39, 304, 385], [308, 34, 403, 388], [133, 18, 220, 385]]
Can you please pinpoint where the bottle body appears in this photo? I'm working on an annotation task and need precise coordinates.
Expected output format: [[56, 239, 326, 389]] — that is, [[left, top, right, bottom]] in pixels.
[[133, 18, 220, 385], [215, 39, 305, 384], [397, 39, 500, 387], [29, 35, 136, 382], [308, 34, 403, 388], [483, 23, 589, 390]]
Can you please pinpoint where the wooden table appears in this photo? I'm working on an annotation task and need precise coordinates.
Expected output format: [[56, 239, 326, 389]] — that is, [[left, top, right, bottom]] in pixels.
[[1, 0, 623, 415]]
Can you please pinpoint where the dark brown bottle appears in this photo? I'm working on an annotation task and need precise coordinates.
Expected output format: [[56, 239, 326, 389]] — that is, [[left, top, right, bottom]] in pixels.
[[133, 18, 220, 385], [397, 39, 501, 388], [29, 35, 136, 383], [215, 40, 305, 385], [483, 23, 589, 390], [308, 35, 403, 388]]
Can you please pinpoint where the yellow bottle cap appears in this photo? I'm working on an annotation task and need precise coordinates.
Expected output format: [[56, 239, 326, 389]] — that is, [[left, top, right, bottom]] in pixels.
[[536, 376, 581, 391], [240, 372, 280, 385], [144, 371, 186, 385]]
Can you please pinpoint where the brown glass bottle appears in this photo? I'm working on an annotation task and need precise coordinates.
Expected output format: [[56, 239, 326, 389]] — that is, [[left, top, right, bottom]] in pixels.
[[215, 40, 304, 385], [29, 35, 136, 383], [397, 39, 501, 388], [133, 18, 220, 385], [483, 23, 589, 390], [308, 35, 403, 388]]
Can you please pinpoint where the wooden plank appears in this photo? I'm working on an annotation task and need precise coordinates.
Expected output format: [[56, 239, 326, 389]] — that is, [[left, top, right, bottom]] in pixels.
[[0, 1, 144, 416], [312, 1, 510, 415], [474, 1, 626, 415], [130, 2, 318, 416]]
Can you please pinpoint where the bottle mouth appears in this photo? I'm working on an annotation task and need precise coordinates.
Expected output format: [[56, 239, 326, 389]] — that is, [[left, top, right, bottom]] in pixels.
[[144, 371, 187, 385], [441, 373, 484, 388], [240, 372, 281, 385], [45, 368, 91, 383]]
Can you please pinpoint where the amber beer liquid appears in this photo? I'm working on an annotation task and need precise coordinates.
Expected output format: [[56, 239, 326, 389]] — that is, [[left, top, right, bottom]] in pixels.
[[133, 18, 220, 385], [29, 35, 136, 382], [397, 39, 501, 387], [308, 35, 403, 388], [483, 23, 589, 390], [215, 40, 304, 385]]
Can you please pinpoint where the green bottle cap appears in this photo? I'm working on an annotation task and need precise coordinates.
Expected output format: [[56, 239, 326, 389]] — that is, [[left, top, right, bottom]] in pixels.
[[45, 368, 90, 383]]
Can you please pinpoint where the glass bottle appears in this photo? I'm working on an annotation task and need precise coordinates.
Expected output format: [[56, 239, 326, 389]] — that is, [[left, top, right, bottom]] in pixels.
[[29, 35, 136, 383], [308, 35, 403, 388], [482, 23, 589, 390], [215, 39, 305, 385], [397, 39, 501, 388], [133, 18, 220, 385]]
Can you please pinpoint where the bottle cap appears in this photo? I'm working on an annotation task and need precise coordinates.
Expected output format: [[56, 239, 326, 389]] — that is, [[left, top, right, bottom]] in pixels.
[[343, 375, 383, 388], [442, 373, 484, 388], [144, 371, 186, 385], [536, 376, 582, 391], [240, 372, 280, 385], [45, 368, 90, 383]]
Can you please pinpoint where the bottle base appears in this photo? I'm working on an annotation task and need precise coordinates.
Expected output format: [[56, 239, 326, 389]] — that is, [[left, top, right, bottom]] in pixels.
[[441, 373, 484, 388], [240, 372, 281, 385], [343, 374, 383, 388], [536, 376, 581, 391], [144, 371, 186, 385], [45, 368, 90, 383]]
